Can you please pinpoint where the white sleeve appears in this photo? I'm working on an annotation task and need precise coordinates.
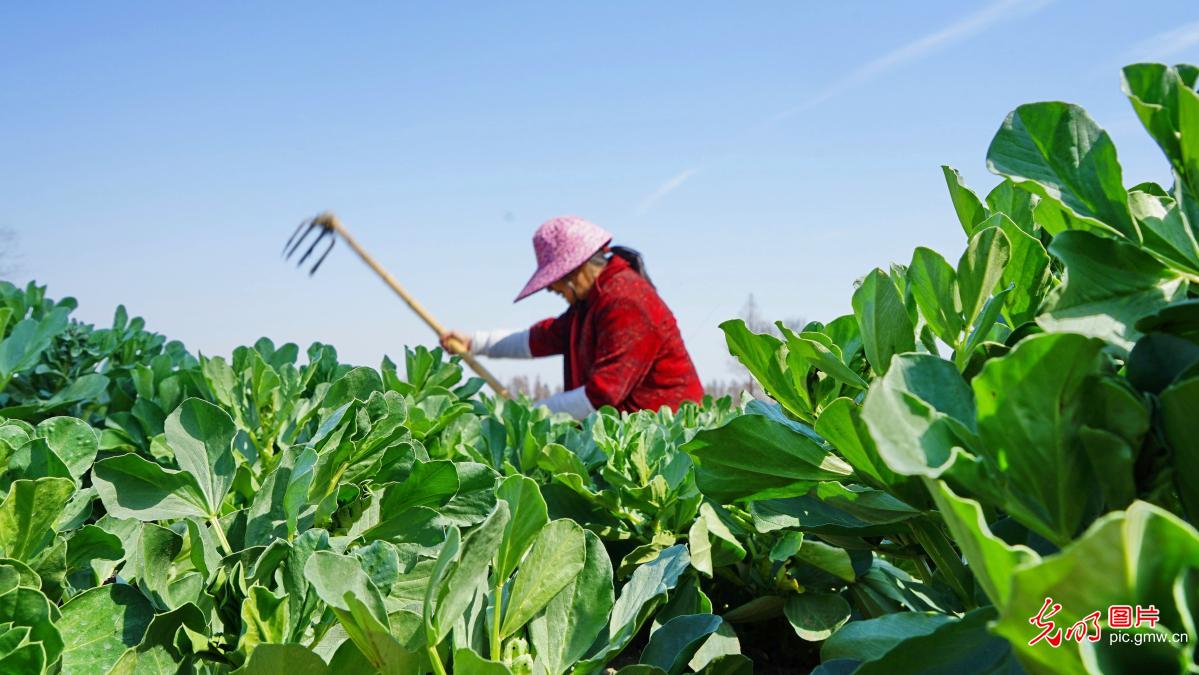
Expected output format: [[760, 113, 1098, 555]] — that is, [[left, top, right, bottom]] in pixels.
[[471, 329, 532, 359], [535, 386, 596, 420]]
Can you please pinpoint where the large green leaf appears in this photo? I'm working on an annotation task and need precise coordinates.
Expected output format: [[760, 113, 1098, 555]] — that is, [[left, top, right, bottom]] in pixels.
[[971, 332, 1108, 545], [1136, 298, 1199, 341], [907, 247, 961, 345], [861, 353, 979, 479], [233, 643, 332, 675], [1038, 230, 1186, 353], [1159, 375, 1199, 521], [820, 612, 953, 663], [956, 225, 1011, 328], [0, 585, 64, 668], [0, 642, 45, 674], [795, 538, 855, 582], [852, 269, 916, 375], [928, 481, 1038, 606], [1171, 80, 1199, 213], [0, 477, 74, 562], [685, 623, 738, 675], [1079, 377, 1149, 512], [779, 327, 869, 390], [453, 648, 514, 675], [58, 584, 154, 674], [93, 453, 207, 521], [814, 398, 926, 507], [499, 519, 586, 639], [719, 319, 809, 419], [1122, 63, 1199, 180], [240, 585, 290, 656], [640, 614, 726, 675], [986, 101, 1138, 241], [528, 530, 614, 675], [1127, 327, 1199, 392], [852, 607, 1021, 675], [363, 460, 460, 542], [137, 523, 201, 610], [687, 503, 746, 577], [0, 308, 70, 383], [431, 502, 509, 643], [35, 417, 98, 482], [65, 524, 124, 588], [1129, 188, 1199, 275], [493, 475, 548, 584], [986, 178, 1038, 235], [942, 165, 989, 236], [166, 398, 237, 516], [439, 461, 498, 527], [682, 414, 852, 503], [305, 551, 389, 630], [989, 212, 1051, 326], [304, 550, 418, 671], [576, 546, 690, 672], [316, 366, 383, 417], [784, 593, 851, 641], [994, 502, 1199, 675], [749, 483, 920, 537], [245, 447, 317, 545]]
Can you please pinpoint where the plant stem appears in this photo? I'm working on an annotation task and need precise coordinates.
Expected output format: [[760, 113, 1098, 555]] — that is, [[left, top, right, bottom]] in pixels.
[[490, 583, 503, 661], [304, 614, 334, 650], [725, 506, 757, 532], [428, 645, 449, 675], [908, 519, 975, 610], [913, 556, 935, 584], [208, 515, 234, 556]]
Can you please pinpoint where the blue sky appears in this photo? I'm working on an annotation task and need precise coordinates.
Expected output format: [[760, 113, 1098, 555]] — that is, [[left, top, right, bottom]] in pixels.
[[3, 1, 1199, 387]]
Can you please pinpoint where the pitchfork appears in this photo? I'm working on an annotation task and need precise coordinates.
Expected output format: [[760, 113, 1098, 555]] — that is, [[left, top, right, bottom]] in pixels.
[[284, 212, 509, 398]]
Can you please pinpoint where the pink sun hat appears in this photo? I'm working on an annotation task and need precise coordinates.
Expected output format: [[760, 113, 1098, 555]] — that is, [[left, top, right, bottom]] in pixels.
[[514, 216, 613, 302]]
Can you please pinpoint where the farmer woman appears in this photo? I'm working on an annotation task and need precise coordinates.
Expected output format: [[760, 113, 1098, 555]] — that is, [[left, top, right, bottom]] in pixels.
[[441, 216, 703, 419]]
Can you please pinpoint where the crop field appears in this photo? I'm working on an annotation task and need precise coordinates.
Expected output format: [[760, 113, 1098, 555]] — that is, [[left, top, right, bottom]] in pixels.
[[2, 64, 1199, 674]]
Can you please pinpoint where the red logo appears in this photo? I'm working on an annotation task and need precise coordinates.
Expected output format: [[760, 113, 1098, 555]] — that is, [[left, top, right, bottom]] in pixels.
[[1109, 605, 1133, 629], [1027, 598, 1159, 647], [1028, 597, 1065, 647], [1136, 605, 1160, 628]]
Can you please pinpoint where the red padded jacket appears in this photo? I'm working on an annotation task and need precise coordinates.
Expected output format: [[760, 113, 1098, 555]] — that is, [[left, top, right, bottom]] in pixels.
[[527, 256, 704, 413]]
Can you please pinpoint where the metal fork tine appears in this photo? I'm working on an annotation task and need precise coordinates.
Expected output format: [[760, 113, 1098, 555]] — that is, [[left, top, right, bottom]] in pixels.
[[282, 219, 309, 257], [285, 220, 319, 260], [296, 226, 330, 267], [309, 235, 336, 275]]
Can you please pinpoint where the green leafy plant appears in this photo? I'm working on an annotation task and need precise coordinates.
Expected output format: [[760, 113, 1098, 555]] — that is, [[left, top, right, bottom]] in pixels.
[[5, 59, 1199, 675]]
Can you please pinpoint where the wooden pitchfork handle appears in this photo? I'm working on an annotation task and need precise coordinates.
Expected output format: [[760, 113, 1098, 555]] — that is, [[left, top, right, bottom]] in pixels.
[[323, 214, 510, 398]]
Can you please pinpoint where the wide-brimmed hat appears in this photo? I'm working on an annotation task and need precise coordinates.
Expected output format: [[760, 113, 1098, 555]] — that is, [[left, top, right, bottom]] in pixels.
[[514, 216, 613, 302]]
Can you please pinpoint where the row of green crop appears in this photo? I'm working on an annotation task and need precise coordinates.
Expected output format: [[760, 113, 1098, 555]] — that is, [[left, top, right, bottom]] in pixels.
[[700, 62, 1199, 674], [2, 62, 1199, 675]]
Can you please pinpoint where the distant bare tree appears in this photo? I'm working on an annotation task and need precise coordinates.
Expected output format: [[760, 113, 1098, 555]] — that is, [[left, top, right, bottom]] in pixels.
[[736, 293, 805, 336], [506, 374, 559, 400], [0, 228, 17, 277], [707, 294, 805, 400]]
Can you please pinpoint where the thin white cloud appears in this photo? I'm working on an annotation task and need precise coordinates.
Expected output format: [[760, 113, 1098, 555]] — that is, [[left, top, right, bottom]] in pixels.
[[1124, 21, 1199, 63], [774, 0, 1055, 122], [635, 0, 1055, 214], [637, 165, 703, 215]]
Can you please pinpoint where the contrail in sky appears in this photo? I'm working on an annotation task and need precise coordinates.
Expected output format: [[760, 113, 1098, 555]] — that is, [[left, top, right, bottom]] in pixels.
[[635, 0, 1056, 215], [637, 166, 703, 216], [1123, 20, 1199, 62]]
